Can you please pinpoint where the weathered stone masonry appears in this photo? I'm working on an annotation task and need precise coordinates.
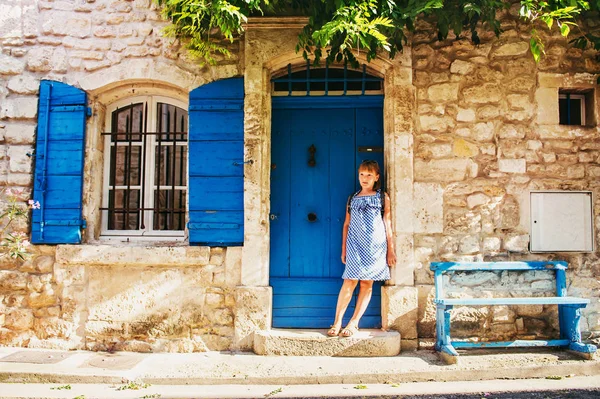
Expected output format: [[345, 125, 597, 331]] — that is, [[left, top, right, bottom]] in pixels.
[[0, 0, 598, 352], [412, 6, 600, 344]]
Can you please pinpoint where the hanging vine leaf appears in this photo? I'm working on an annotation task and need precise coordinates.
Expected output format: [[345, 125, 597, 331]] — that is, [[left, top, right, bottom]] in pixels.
[[156, 0, 600, 66]]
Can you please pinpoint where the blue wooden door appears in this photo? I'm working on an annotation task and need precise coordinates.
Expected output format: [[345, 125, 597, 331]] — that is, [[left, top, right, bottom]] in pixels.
[[270, 97, 384, 328]]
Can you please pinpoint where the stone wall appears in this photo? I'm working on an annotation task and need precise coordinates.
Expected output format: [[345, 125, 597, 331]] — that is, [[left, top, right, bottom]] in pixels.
[[0, 0, 599, 352], [0, 0, 244, 352], [1, 245, 242, 352], [412, 5, 600, 344]]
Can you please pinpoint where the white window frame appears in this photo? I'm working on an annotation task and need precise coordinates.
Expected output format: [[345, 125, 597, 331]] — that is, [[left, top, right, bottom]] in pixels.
[[559, 93, 586, 125], [101, 95, 188, 241]]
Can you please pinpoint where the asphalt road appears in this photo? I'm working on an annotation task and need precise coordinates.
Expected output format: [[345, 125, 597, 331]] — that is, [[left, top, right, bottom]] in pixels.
[[294, 390, 600, 399], [1, 378, 599, 399]]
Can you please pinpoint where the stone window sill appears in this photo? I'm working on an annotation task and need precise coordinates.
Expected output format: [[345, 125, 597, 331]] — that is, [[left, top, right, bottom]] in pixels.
[[55, 244, 211, 267]]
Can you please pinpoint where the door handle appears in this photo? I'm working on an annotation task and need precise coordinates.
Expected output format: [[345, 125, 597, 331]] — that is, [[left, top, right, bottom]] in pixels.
[[269, 213, 278, 221], [308, 144, 316, 167]]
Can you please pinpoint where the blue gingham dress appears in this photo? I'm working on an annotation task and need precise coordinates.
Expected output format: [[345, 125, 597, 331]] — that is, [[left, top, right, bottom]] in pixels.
[[343, 190, 390, 281]]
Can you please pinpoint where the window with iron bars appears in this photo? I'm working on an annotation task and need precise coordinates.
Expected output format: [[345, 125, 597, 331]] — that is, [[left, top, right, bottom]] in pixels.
[[101, 96, 188, 239]]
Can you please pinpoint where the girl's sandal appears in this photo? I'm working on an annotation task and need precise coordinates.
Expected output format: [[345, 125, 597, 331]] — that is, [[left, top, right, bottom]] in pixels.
[[339, 324, 359, 337], [327, 325, 341, 337]]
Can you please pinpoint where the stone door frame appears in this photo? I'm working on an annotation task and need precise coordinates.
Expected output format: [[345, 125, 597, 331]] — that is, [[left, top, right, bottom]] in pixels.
[[234, 18, 419, 349]]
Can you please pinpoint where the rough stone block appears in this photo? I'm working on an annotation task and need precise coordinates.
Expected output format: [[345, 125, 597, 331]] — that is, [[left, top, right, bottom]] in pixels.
[[8, 145, 33, 173], [0, 54, 25, 75], [253, 329, 400, 356], [41, 12, 91, 38], [503, 234, 529, 252], [0, 97, 38, 119], [56, 245, 210, 267], [451, 271, 499, 287], [452, 307, 489, 336], [419, 115, 454, 133], [28, 290, 57, 308], [493, 306, 515, 323], [444, 209, 481, 234], [205, 293, 224, 307], [381, 285, 418, 339], [466, 193, 490, 209], [33, 317, 73, 339], [224, 247, 242, 288], [233, 286, 272, 350], [463, 84, 502, 104], [416, 285, 436, 338], [517, 305, 544, 317], [505, 76, 536, 93], [7, 75, 39, 94], [535, 88, 559, 125], [417, 143, 452, 158], [5, 309, 33, 331], [26, 48, 54, 72], [85, 321, 128, 338], [456, 108, 476, 122], [459, 235, 480, 254], [473, 122, 495, 141], [450, 60, 474, 75], [482, 237, 502, 252], [498, 159, 526, 174], [34, 255, 55, 274], [5, 120, 34, 142], [499, 125, 527, 139], [492, 41, 529, 57], [413, 183, 443, 233], [415, 159, 478, 182], [0, 271, 28, 291], [427, 83, 459, 103], [452, 138, 479, 157]]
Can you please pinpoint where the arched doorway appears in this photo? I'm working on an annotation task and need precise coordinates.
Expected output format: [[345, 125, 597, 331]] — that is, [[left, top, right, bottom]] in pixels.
[[269, 63, 385, 328]]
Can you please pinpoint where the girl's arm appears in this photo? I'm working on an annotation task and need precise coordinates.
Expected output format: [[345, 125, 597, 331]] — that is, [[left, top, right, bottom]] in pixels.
[[383, 192, 397, 267], [341, 209, 350, 264]]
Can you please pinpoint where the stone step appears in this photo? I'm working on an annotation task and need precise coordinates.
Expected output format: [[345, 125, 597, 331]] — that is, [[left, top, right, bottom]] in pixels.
[[253, 328, 401, 357]]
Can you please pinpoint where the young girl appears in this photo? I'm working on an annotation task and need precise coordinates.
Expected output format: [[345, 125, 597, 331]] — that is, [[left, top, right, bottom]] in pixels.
[[327, 160, 396, 337]]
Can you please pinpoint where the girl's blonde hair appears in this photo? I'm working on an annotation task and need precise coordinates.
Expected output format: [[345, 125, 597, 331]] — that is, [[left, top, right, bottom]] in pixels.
[[358, 160, 382, 190]]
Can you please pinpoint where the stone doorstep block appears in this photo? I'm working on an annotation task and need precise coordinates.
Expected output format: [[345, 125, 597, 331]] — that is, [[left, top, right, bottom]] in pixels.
[[253, 329, 401, 357]]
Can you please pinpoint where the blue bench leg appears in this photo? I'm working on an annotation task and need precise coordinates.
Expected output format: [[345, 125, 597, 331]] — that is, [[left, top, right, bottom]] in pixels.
[[436, 304, 458, 364], [559, 304, 597, 359]]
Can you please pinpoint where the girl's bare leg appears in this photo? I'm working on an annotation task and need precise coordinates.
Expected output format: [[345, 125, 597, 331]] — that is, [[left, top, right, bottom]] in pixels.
[[331, 279, 359, 331], [347, 280, 374, 328]]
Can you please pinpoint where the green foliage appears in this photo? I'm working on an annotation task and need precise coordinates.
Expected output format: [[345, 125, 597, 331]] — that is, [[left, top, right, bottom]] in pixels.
[[116, 380, 151, 390], [156, 0, 600, 66], [1, 188, 38, 260], [264, 387, 283, 397], [50, 385, 72, 390]]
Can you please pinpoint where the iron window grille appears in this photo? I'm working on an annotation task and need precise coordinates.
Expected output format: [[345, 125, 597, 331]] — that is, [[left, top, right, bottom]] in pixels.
[[101, 96, 188, 238], [272, 62, 384, 96]]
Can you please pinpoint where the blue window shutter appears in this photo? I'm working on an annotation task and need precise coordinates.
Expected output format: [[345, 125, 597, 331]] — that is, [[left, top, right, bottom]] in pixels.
[[188, 77, 244, 246], [31, 80, 87, 244]]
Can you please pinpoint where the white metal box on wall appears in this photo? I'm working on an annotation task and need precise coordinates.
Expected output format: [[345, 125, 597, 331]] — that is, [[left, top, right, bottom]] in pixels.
[[530, 191, 595, 252]]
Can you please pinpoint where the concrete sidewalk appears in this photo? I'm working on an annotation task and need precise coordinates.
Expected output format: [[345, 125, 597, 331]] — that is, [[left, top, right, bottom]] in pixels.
[[0, 346, 598, 386], [1, 377, 600, 399]]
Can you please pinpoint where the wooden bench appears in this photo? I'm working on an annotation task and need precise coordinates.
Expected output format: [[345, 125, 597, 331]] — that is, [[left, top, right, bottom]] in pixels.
[[430, 261, 597, 364]]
